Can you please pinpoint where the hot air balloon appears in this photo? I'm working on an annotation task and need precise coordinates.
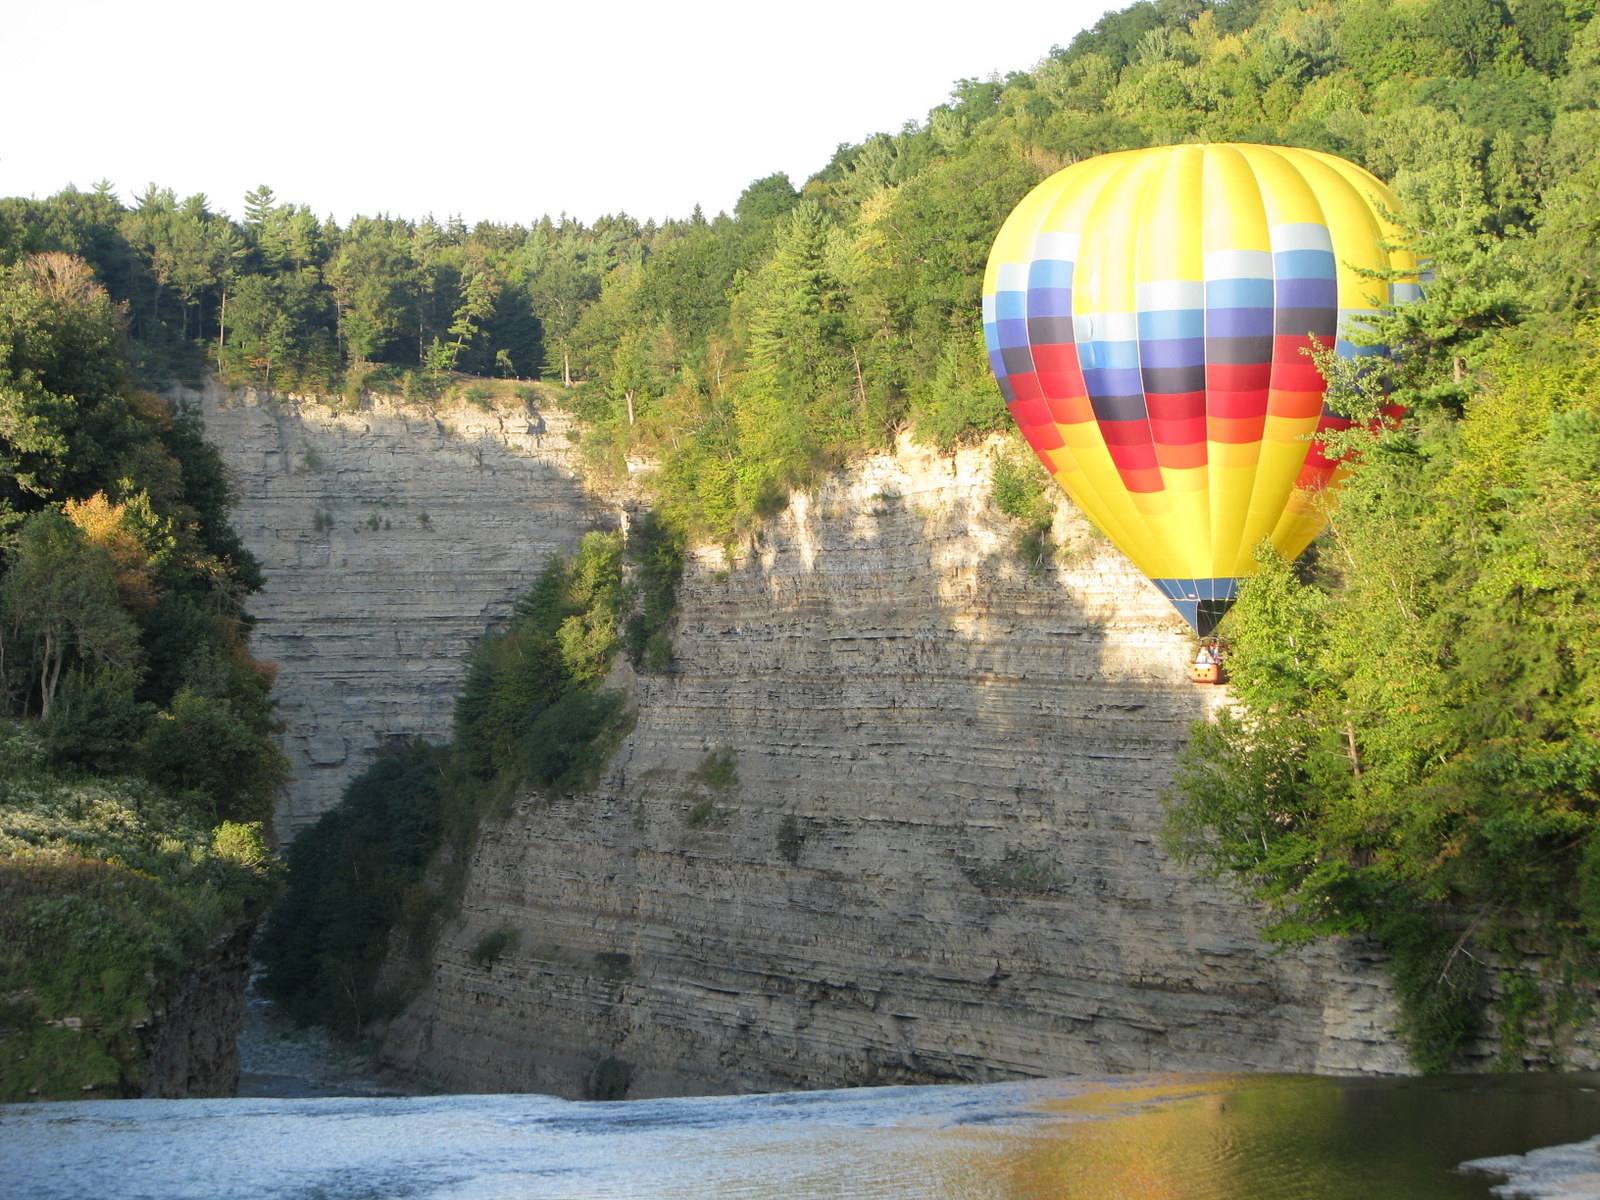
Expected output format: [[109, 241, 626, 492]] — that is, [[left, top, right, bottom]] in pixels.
[[982, 143, 1420, 635]]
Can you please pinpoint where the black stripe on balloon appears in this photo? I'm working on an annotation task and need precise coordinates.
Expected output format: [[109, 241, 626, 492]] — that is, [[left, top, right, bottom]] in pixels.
[[1001, 346, 1036, 376], [1027, 314, 1074, 344], [1272, 306, 1337, 337], [1203, 335, 1274, 365], [1087, 392, 1149, 423], [1140, 363, 1207, 393]]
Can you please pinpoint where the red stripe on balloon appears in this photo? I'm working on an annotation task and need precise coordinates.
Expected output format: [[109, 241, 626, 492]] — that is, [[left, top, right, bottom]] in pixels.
[[1209, 414, 1268, 443], [1101, 420, 1155, 448], [1207, 362, 1272, 391], [1007, 371, 1044, 404], [1270, 336, 1322, 392], [1117, 465, 1166, 493], [1207, 391, 1270, 420], [1146, 391, 1206, 447], [1031, 342, 1080, 373], [1149, 415, 1206, 445], [1267, 390, 1325, 421], [1022, 421, 1065, 452], [1009, 396, 1051, 427]]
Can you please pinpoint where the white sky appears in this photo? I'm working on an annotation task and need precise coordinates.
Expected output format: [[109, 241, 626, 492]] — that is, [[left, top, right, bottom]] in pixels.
[[3, 0, 1115, 227]]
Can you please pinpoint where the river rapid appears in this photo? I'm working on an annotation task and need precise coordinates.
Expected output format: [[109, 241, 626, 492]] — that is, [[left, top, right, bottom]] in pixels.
[[5, 1072, 1600, 1200]]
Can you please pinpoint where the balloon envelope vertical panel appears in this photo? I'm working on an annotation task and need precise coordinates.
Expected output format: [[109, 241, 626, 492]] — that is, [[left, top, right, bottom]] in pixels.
[[983, 143, 1416, 633]]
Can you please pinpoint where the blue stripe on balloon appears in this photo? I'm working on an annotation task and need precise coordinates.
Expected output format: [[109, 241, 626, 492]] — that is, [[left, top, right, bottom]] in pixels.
[[1205, 307, 1274, 339], [1027, 286, 1073, 317], [1275, 277, 1337, 309], [1078, 338, 1141, 371], [1137, 337, 1205, 370], [1151, 577, 1240, 634], [1028, 259, 1074, 288], [1153, 576, 1240, 601], [1206, 277, 1274, 309], [1138, 309, 1204, 341], [993, 289, 1028, 322], [996, 317, 1030, 350], [1273, 248, 1335, 280], [1082, 365, 1144, 397]]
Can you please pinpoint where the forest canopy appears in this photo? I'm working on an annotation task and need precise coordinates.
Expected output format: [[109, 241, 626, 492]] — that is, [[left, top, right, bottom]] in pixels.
[[6, 0, 1593, 543]]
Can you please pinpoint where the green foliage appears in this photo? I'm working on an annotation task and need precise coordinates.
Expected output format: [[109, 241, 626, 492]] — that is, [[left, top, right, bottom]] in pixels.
[[967, 852, 1063, 895], [690, 745, 739, 791], [453, 532, 625, 782], [139, 684, 288, 824], [256, 742, 445, 1034], [684, 798, 732, 829], [0, 242, 282, 1098], [622, 510, 685, 673], [264, 532, 645, 1034], [468, 926, 518, 968], [0, 721, 278, 1100], [1165, 328, 1600, 1071], [990, 442, 1057, 571], [777, 813, 806, 863]]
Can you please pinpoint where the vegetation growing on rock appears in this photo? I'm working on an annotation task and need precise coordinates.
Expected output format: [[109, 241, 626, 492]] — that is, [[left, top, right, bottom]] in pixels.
[[257, 533, 642, 1035]]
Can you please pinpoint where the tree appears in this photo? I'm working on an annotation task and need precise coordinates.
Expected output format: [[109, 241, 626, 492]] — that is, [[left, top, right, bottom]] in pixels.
[[0, 509, 141, 718], [326, 217, 419, 364], [0, 255, 133, 523]]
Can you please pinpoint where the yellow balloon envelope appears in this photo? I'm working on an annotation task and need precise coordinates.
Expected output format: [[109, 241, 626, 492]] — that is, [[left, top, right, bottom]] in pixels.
[[982, 143, 1419, 632]]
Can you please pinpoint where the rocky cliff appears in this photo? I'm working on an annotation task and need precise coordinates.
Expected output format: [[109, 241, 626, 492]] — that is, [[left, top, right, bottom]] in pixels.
[[365, 432, 1416, 1095], [139, 922, 256, 1099], [196, 384, 1600, 1095], [186, 382, 615, 838]]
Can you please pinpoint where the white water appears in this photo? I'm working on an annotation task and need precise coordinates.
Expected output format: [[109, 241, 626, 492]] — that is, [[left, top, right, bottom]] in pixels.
[[0, 1079, 1097, 1200], [6, 1072, 1600, 1200]]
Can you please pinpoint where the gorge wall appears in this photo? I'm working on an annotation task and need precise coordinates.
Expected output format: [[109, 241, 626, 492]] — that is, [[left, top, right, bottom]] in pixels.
[[364, 429, 1418, 1094], [187, 382, 616, 838], [198, 385, 1429, 1093]]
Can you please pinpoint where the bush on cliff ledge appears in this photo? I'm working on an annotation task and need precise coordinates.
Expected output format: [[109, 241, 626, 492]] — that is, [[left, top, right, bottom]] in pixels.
[[0, 722, 276, 1100]]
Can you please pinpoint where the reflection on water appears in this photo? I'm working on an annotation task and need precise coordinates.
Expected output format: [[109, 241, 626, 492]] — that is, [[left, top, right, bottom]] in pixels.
[[1001, 1074, 1600, 1200], [4, 1072, 1599, 1200]]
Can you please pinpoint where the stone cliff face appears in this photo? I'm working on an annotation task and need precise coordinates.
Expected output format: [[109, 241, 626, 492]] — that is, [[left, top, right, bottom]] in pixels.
[[372, 434, 1415, 1096], [140, 922, 256, 1098], [187, 382, 615, 838]]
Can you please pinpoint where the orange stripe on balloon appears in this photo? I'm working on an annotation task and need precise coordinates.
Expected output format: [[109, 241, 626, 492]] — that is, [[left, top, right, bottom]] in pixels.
[[1045, 392, 1095, 425], [1155, 441, 1208, 469]]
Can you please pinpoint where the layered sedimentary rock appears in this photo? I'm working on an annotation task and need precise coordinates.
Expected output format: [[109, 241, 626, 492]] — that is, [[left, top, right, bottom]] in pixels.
[[140, 922, 256, 1098], [186, 382, 615, 837], [378, 435, 1416, 1096]]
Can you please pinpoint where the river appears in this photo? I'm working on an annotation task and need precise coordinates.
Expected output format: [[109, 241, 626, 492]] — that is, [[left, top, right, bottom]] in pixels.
[[5, 1071, 1600, 1199]]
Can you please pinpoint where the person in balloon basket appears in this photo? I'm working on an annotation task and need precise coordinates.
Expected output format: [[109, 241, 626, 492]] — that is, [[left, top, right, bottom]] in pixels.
[[1189, 640, 1227, 684]]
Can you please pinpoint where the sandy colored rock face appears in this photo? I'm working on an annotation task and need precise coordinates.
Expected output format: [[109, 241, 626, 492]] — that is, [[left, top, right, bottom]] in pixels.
[[188, 382, 615, 838], [372, 434, 1414, 1095], [195, 385, 1596, 1095]]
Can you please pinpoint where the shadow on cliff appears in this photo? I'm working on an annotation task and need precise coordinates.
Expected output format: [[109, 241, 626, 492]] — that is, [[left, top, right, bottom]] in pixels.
[[374, 441, 1397, 1100]]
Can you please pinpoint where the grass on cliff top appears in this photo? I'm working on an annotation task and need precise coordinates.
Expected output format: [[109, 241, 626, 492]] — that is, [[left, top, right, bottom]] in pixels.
[[0, 721, 277, 1101]]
